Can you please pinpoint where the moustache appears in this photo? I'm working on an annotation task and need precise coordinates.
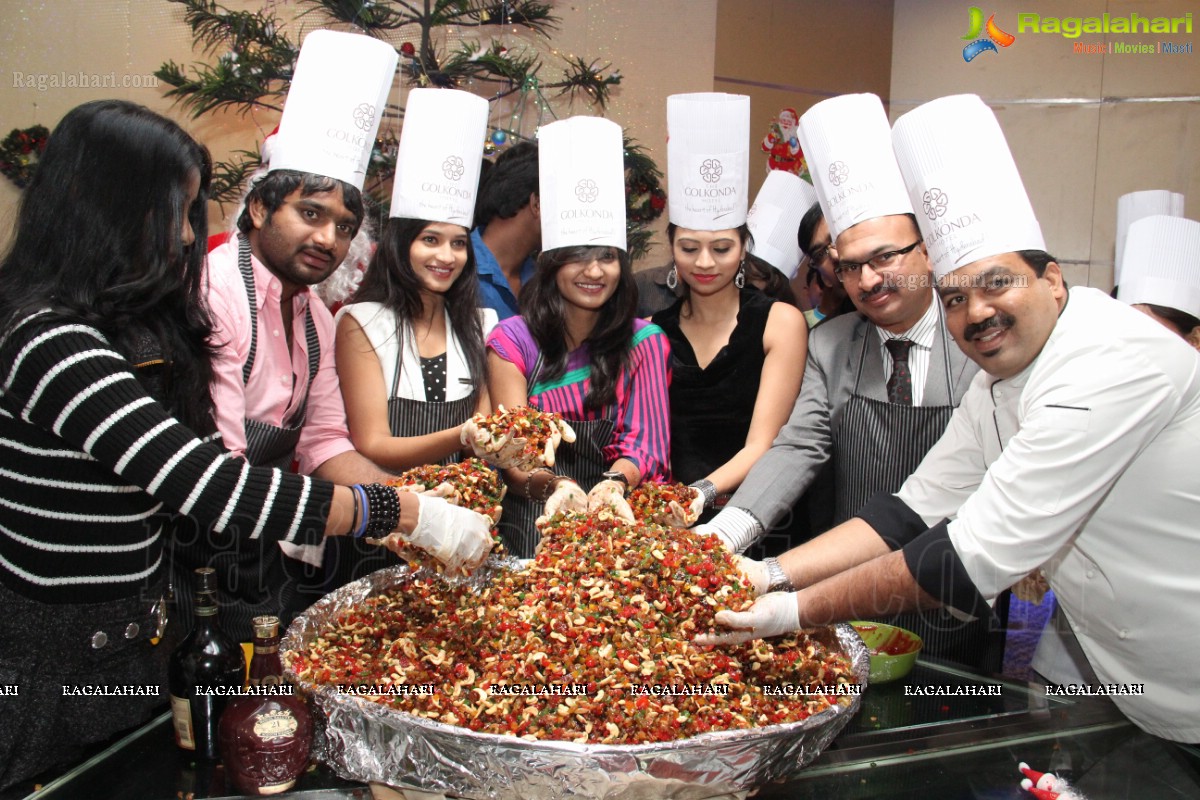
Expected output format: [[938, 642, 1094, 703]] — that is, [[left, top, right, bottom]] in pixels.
[[858, 281, 903, 303], [300, 244, 336, 264], [963, 312, 1016, 342]]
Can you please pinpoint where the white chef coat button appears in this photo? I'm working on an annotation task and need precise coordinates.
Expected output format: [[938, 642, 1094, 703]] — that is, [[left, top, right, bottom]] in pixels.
[[1085, 569, 1095, 579], [1119, 630, 1128, 640], [280, 375, 289, 385], [125, 622, 140, 639], [273, 329, 281, 337], [91, 631, 108, 649]]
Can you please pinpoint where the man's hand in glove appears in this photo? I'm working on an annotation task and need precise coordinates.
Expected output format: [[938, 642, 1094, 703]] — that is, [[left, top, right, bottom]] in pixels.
[[693, 592, 800, 646]]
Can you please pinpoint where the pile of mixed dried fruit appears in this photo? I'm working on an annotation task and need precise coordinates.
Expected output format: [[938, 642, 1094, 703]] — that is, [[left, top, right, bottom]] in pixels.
[[288, 511, 857, 744]]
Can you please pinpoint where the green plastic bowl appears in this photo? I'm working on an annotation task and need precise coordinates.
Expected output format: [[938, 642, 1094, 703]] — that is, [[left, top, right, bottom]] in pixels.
[[850, 621, 923, 684]]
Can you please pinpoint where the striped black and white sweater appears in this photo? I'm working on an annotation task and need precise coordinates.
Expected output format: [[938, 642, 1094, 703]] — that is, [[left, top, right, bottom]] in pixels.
[[0, 312, 333, 603]]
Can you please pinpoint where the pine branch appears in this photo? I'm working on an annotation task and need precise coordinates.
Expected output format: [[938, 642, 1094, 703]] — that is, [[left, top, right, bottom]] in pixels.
[[454, 0, 558, 36], [547, 56, 621, 109], [158, 0, 295, 118], [439, 41, 541, 87], [156, 58, 288, 118], [209, 150, 263, 208], [299, 0, 418, 32], [168, 0, 288, 57]]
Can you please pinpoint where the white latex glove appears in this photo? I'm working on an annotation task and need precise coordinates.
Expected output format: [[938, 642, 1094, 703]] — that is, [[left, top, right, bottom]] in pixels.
[[691, 522, 732, 550], [394, 481, 456, 500], [733, 555, 771, 597], [540, 479, 588, 521], [381, 493, 493, 572], [587, 479, 635, 522], [459, 416, 489, 451], [664, 489, 706, 528], [693, 592, 801, 646]]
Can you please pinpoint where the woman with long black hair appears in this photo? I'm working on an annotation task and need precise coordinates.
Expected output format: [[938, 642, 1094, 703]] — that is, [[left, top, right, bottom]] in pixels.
[[0, 100, 490, 788], [651, 94, 807, 523], [335, 90, 493, 473], [478, 117, 672, 557], [331, 89, 496, 586]]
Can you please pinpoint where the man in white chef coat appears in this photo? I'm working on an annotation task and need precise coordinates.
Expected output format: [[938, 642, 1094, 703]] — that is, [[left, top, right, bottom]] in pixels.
[[703, 95, 1200, 745]]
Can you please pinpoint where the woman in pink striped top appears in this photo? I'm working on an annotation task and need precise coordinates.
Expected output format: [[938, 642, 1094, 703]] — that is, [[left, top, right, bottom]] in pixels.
[[486, 245, 672, 556]]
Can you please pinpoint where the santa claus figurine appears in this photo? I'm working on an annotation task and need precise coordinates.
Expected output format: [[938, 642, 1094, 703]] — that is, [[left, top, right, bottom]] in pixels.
[[760, 107, 805, 176], [1018, 762, 1087, 800]]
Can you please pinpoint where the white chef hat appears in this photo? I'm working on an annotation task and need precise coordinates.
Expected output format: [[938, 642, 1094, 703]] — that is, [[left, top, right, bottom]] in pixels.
[[668, 93, 750, 230], [1117, 215, 1200, 321], [538, 116, 627, 251], [1114, 190, 1185, 285], [269, 30, 399, 190], [797, 93, 912, 241], [747, 171, 817, 278], [892, 94, 1044, 279], [390, 89, 488, 226]]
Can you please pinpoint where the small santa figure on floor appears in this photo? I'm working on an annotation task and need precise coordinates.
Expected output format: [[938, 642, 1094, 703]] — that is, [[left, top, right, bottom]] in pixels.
[[1018, 761, 1087, 800]]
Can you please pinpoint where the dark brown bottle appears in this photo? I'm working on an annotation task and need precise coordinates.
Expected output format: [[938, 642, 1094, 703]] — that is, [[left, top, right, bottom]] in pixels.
[[219, 615, 313, 795], [168, 567, 246, 760]]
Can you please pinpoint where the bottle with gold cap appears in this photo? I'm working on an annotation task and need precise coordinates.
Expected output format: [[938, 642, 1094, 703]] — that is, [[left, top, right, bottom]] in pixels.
[[219, 615, 313, 795]]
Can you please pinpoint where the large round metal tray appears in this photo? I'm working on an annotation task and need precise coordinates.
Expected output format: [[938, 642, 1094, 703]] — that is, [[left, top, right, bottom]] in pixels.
[[282, 561, 869, 799]]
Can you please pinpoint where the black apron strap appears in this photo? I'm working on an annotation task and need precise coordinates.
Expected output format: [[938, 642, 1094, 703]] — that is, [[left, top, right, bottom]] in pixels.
[[236, 235, 258, 386]]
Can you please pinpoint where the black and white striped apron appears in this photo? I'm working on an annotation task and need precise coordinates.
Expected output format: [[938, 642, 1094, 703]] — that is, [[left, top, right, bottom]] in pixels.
[[834, 305, 1004, 671], [495, 354, 616, 558], [323, 357, 477, 591], [170, 236, 323, 643]]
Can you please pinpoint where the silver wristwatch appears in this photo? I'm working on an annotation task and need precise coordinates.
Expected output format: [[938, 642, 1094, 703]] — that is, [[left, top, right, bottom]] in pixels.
[[764, 557, 794, 593]]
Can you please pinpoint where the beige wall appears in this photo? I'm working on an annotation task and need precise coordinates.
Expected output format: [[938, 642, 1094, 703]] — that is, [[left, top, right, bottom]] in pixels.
[[715, 0, 895, 205], [0, 0, 717, 262], [892, 0, 1200, 290]]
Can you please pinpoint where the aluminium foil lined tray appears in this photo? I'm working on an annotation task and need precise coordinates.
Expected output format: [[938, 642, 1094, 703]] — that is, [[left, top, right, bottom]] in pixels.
[[282, 561, 869, 800]]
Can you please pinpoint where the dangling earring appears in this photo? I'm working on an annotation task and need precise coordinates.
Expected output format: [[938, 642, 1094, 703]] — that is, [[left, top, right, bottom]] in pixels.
[[734, 262, 746, 289], [666, 264, 678, 290]]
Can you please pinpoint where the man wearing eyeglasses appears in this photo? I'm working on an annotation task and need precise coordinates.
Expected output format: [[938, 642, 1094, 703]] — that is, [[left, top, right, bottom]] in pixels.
[[796, 202, 854, 328], [697, 93, 997, 671], [702, 93, 1200, 744]]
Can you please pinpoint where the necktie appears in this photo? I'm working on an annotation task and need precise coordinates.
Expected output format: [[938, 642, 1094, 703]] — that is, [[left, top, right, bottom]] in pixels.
[[885, 339, 914, 405]]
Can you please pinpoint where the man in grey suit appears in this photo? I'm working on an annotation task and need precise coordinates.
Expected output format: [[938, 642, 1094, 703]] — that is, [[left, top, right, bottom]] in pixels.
[[700, 92, 1003, 671]]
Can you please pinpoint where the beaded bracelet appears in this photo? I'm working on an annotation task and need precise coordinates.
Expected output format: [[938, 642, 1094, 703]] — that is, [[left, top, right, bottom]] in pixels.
[[361, 483, 400, 539]]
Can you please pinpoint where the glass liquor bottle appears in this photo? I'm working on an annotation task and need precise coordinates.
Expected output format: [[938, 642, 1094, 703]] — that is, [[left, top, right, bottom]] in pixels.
[[219, 615, 313, 795], [168, 566, 246, 760]]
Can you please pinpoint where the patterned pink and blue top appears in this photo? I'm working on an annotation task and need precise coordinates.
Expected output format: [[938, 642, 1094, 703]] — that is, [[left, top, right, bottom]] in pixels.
[[487, 317, 673, 482]]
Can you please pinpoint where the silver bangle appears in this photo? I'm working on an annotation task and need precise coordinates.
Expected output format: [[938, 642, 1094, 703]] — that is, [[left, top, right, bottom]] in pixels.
[[764, 557, 794, 593], [689, 479, 717, 509]]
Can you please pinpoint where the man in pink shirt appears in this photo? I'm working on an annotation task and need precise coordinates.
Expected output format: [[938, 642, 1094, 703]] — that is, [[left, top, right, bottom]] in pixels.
[[183, 170, 396, 641], [174, 31, 400, 640]]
